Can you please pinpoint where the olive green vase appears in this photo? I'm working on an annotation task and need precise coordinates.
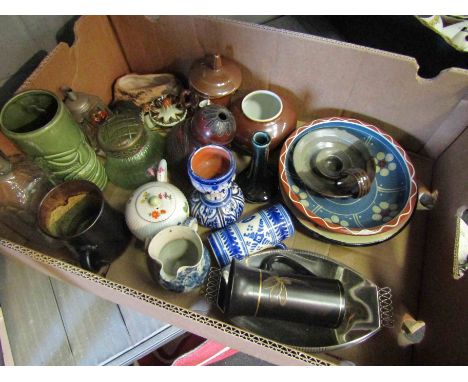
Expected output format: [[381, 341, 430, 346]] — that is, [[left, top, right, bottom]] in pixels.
[[0, 90, 107, 190]]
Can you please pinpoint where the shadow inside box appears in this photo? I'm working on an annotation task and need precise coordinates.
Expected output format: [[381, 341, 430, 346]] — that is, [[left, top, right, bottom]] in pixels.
[[0, 51, 48, 109], [320, 15, 468, 79]]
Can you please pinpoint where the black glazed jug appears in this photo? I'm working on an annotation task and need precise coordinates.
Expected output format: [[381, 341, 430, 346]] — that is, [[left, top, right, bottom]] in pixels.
[[219, 254, 346, 329]]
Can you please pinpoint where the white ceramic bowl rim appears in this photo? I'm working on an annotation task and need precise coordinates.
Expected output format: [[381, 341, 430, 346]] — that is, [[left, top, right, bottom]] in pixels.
[[147, 225, 203, 280], [241, 90, 283, 123]]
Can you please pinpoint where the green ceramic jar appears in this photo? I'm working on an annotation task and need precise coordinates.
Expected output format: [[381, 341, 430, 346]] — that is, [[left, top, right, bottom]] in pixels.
[[98, 113, 164, 190], [0, 90, 107, 190]]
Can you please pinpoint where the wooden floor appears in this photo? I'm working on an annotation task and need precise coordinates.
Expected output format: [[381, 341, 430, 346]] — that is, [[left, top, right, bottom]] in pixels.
[[0, 255, 184, 366]]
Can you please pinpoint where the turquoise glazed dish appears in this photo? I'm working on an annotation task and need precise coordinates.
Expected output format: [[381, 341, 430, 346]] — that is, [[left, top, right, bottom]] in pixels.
[[279, 118, 417, 236]]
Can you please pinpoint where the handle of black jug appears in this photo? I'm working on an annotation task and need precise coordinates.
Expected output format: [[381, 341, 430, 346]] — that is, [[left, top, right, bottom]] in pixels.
[[259, 254, 317, 277], [78, 244, 100, 272]]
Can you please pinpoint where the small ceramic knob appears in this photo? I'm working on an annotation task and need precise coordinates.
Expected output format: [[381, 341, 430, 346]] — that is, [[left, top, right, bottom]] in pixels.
[[148, 195, 159, 206]]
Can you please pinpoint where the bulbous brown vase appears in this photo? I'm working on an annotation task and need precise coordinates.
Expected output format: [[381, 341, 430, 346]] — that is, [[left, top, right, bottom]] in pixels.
[[231, 90, 297, 153]]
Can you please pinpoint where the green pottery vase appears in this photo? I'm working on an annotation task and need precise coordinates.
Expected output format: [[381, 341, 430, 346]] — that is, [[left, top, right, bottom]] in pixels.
[[0, 90, 107, 190], [98, 113, 164, 190]]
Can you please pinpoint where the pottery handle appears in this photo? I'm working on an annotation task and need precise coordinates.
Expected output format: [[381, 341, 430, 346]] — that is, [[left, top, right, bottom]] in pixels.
[[274, 242, 287, 250], [259, 253, 317, 277], [335, 167, 372, 199], [179, 89, 194, 110], [182, 217, 199, 232], [417, 183, 438, 210], [156, 159, 168, 183], [77, 244, 99, 272]]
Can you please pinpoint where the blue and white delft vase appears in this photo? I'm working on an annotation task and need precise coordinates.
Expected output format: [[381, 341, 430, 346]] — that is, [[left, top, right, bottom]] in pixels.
[[187, 145, 244, 229], [207, 203, 295, 267]]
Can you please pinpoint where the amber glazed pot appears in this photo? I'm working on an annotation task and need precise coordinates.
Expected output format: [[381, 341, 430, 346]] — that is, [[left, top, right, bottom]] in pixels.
[[231, 90, 297, 153]]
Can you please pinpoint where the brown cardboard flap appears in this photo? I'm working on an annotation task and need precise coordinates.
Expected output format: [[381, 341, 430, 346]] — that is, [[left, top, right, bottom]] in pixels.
[[0, 16, 130, 157], [110, 16, 468, 156], [415, 127, 468, 365], [18, 15, 129, 104]]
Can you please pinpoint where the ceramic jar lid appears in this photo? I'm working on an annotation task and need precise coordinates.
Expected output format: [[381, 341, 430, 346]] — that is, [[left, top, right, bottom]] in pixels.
[[189, 54, 242, 99], [134, 184, 177, 223], [62, 88, 92, 122]]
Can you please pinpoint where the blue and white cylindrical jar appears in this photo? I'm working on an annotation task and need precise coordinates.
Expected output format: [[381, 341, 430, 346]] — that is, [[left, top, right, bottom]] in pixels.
[[187, 145, 244, 229], [207, 203, 295, 267]]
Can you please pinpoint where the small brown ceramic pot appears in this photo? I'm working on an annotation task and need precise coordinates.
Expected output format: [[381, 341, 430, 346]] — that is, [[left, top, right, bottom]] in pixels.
[[231, 90, 297, 153]]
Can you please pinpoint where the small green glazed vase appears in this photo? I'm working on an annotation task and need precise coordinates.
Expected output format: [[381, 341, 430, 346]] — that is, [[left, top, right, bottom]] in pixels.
[[0, 90, 107, 190], [98, 113, 164, 190]]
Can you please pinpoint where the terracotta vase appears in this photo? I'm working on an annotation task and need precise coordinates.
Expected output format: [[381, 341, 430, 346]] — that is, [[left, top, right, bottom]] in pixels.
[[189, 53, 242, 107], [231, 90, 297, 153]]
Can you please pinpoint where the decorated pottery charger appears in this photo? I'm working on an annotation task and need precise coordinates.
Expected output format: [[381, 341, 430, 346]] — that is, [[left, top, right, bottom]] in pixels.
[[279, 118, 418, 236], [280, 187, 410, 246], [213, 249, 390, 353]]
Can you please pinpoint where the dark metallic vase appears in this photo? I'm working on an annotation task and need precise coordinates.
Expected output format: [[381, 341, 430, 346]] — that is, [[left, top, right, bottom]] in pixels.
[[237, 131, 277, 203], [221, 256, 346, 329]]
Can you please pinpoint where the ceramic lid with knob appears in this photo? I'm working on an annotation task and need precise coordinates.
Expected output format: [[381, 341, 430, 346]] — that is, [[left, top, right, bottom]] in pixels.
[[125, 159, 190, 241], [61, 87, 92, 123], [189, 54, 242, 99]]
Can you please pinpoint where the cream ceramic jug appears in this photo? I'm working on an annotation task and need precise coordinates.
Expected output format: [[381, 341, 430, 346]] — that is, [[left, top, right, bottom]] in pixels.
[[125, 159, 190, 241]]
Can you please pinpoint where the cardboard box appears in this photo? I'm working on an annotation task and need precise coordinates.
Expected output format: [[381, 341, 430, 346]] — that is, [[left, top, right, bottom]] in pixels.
[[1, 16, 467, 365]]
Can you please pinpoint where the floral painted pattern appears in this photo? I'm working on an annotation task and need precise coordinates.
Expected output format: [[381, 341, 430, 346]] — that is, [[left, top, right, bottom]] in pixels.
[[371, 202, 399, 222], [279, 117, 417, 236], [324, 215, 350, 227], [374, 152, 397, 177]]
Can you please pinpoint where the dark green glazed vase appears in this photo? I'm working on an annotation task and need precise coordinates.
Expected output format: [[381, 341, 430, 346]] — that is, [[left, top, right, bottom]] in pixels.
[[0, 90, 107, 190]]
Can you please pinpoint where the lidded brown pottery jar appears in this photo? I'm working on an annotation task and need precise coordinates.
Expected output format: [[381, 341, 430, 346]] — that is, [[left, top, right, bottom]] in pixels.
[[189, 53, 242, 107], [231, 90, 297, 153]]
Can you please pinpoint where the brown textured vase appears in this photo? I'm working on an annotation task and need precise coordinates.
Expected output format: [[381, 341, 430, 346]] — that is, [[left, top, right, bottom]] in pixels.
[[231, 90, 297, 153]]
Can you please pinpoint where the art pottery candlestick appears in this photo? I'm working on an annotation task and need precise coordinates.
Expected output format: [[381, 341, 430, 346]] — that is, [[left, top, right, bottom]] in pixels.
[[237, 131, 277, 203], [187, 145, 244, 229]]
